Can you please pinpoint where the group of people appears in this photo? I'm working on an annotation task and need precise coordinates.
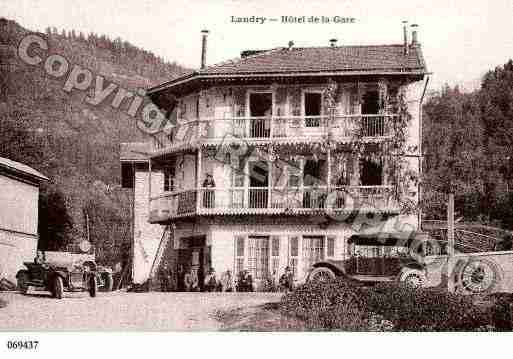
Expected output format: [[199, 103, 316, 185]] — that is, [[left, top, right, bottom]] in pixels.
[[158, 264, 296, 293]]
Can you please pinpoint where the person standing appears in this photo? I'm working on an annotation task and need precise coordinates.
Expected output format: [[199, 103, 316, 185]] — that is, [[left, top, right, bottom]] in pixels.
[[158, 261, 171, 292], [236, 269, 253, 292], [203, 268, 218, 292], [279, 266, 294, 292], [220, 269, 234, 292], [202, 173, 216, 208], [184, 267, 199, 292], [176, 264, 185, 292]]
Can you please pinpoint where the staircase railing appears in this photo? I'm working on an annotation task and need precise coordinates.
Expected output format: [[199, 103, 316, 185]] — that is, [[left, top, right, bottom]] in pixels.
[[148, 225, 172, 282]]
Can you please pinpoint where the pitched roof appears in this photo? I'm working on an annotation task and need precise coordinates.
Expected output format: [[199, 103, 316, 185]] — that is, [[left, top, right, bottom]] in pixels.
[[148, 44, 427, 94], [202, 45, 426, 75], [120, 142, 153, 162], [0, 157, 48, 182]]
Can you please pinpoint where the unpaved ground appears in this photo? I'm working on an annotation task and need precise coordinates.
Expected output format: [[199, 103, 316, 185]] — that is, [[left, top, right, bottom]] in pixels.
[[0, 290, 282, 331], [214, 302, 306, 331]]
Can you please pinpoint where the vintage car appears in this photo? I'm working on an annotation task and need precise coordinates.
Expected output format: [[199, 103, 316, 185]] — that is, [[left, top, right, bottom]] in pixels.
[[15, 259, 110, 299], [306, 230, 445, 287], [306, 229, 513, 295]]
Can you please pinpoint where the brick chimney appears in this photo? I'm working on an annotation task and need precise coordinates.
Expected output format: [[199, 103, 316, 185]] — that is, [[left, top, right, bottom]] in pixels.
[[200, 30, 209, 69]]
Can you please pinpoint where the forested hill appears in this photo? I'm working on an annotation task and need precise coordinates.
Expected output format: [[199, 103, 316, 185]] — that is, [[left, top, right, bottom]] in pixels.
[[422, 60, 513, 230], [0, 18, 189, 264]]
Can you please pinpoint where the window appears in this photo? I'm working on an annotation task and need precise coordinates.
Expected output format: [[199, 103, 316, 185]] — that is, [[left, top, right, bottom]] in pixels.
[[248, 236, 270, 280], [303, 236, 325, 274], [304, 92, 322, 127], [163, 168, 174, 192], [289, 236, 299, 279], [235, 235, 245, 275]]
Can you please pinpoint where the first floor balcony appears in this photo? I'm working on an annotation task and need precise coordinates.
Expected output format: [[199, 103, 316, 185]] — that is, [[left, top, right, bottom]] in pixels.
[[154, 114, 396, 155], [148, 185, 398, 223]]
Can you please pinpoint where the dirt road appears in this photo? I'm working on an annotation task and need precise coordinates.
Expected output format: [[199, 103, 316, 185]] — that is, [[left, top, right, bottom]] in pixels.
[[0, 291, 282, 331]]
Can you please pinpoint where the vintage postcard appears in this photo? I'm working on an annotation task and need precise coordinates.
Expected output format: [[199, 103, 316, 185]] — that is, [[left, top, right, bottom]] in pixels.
[[1, 0, 513, 356]]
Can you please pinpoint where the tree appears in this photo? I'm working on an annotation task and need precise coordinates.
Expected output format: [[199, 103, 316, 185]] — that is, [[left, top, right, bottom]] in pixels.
[[38, 186, 73, 251]]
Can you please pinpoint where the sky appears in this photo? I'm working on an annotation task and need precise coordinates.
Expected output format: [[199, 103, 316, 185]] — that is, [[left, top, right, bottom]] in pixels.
[[2, 0, 513, 91]]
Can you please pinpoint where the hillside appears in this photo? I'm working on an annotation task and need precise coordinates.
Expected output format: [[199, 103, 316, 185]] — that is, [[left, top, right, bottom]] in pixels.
[[0, 18, 189, 267]]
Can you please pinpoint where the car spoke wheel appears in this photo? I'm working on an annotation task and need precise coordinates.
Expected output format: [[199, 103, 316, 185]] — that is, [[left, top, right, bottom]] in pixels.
[[308, 267, 335, 283], [53, 276, 64, 299], [401, 271, 424, 289]]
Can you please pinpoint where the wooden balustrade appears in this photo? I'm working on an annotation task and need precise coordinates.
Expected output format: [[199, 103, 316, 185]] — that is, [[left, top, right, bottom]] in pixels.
[[149, 185, 397, 222]]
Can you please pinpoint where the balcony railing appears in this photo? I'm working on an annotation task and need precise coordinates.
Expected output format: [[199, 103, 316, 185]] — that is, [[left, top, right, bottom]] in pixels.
[[149, 185, 398, 222], [156, 114, 396, 152]]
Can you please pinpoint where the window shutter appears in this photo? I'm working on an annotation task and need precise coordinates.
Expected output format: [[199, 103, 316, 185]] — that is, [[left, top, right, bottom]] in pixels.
[[327, 236, 335, 258], [271, 236, 280, 277], [234, 235, 245, 276], [232, 87, 246, 117], [288, 236, 299, 280]]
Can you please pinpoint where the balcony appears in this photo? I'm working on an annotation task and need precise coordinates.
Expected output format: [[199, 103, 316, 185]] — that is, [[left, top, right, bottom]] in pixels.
[[155, 114, 396, 154], [148, 185, 398, 223]]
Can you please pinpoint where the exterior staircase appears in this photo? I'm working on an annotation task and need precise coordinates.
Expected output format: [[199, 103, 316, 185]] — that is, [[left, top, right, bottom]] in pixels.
[[147, 225, 173, 291]]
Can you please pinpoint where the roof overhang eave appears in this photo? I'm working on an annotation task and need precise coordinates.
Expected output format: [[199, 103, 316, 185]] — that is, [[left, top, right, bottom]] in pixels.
[[147, 69, 430, 95]]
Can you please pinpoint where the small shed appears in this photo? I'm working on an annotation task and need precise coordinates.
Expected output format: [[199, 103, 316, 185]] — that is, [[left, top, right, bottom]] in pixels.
[[0, 157, 48, 284]]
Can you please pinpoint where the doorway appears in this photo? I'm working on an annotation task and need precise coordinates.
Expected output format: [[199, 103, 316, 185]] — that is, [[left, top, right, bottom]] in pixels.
[[303, 159, 326, 208], [249, 161, 269, 208], [361, 91, 384, 136], [176, 235, 210, 291], [304, 92, 322, 127], [249, 92, 272, 138], [360, 159, 383, 186]]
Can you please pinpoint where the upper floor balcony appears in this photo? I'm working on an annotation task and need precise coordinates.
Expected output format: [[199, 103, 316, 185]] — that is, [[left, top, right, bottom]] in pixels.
[[154, 114, 397, 155], [148, 185, 398, 223]]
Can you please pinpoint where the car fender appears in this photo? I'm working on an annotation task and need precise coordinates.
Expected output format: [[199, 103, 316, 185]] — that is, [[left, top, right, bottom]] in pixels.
[[311, 260, 347, 276]]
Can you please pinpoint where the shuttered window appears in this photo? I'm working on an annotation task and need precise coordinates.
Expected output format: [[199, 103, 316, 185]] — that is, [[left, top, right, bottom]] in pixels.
[[289, 236, 299, 279], [235, 235, 245, 276], [271, 236, 280, 276], [327, 236, 335, 258], [247, 236, 270, 280]]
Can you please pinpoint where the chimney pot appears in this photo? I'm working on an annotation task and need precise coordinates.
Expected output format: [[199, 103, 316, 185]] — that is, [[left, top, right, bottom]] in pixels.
[[329, 38, 338, 47], [200, 29, 209, 69], [402, 20, 409, 55], [411, 24, 419, 46]]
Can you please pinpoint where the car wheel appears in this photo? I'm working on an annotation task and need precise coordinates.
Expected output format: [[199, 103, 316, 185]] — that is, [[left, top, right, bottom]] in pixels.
[[89, 275, 98, 297], [400, 270, 425, 289], [102, 273, 113, 292], [17, 271, 29, 294], [53, 276, 64, 299], [308, 267, 336, 283]]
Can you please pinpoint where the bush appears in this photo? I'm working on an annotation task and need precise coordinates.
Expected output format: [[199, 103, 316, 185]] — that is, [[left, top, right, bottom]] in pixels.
[[281, 279, 369, 330], [280, 279, 494, 331], [361, 283, 490, 331]]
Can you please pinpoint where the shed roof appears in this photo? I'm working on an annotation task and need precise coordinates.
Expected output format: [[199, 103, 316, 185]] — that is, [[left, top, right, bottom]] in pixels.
[[0, 157, 48, 182], [120, 142, 153, 162]]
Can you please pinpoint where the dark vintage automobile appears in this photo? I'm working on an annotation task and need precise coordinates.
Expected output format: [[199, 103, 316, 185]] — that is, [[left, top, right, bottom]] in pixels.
[[15, 259, 108, 299], [306, 230, 446, 288]]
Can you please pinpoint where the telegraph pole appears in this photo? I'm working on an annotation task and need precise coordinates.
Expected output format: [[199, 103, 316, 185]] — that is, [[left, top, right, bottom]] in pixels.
[[447, 193, 455, 292]]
